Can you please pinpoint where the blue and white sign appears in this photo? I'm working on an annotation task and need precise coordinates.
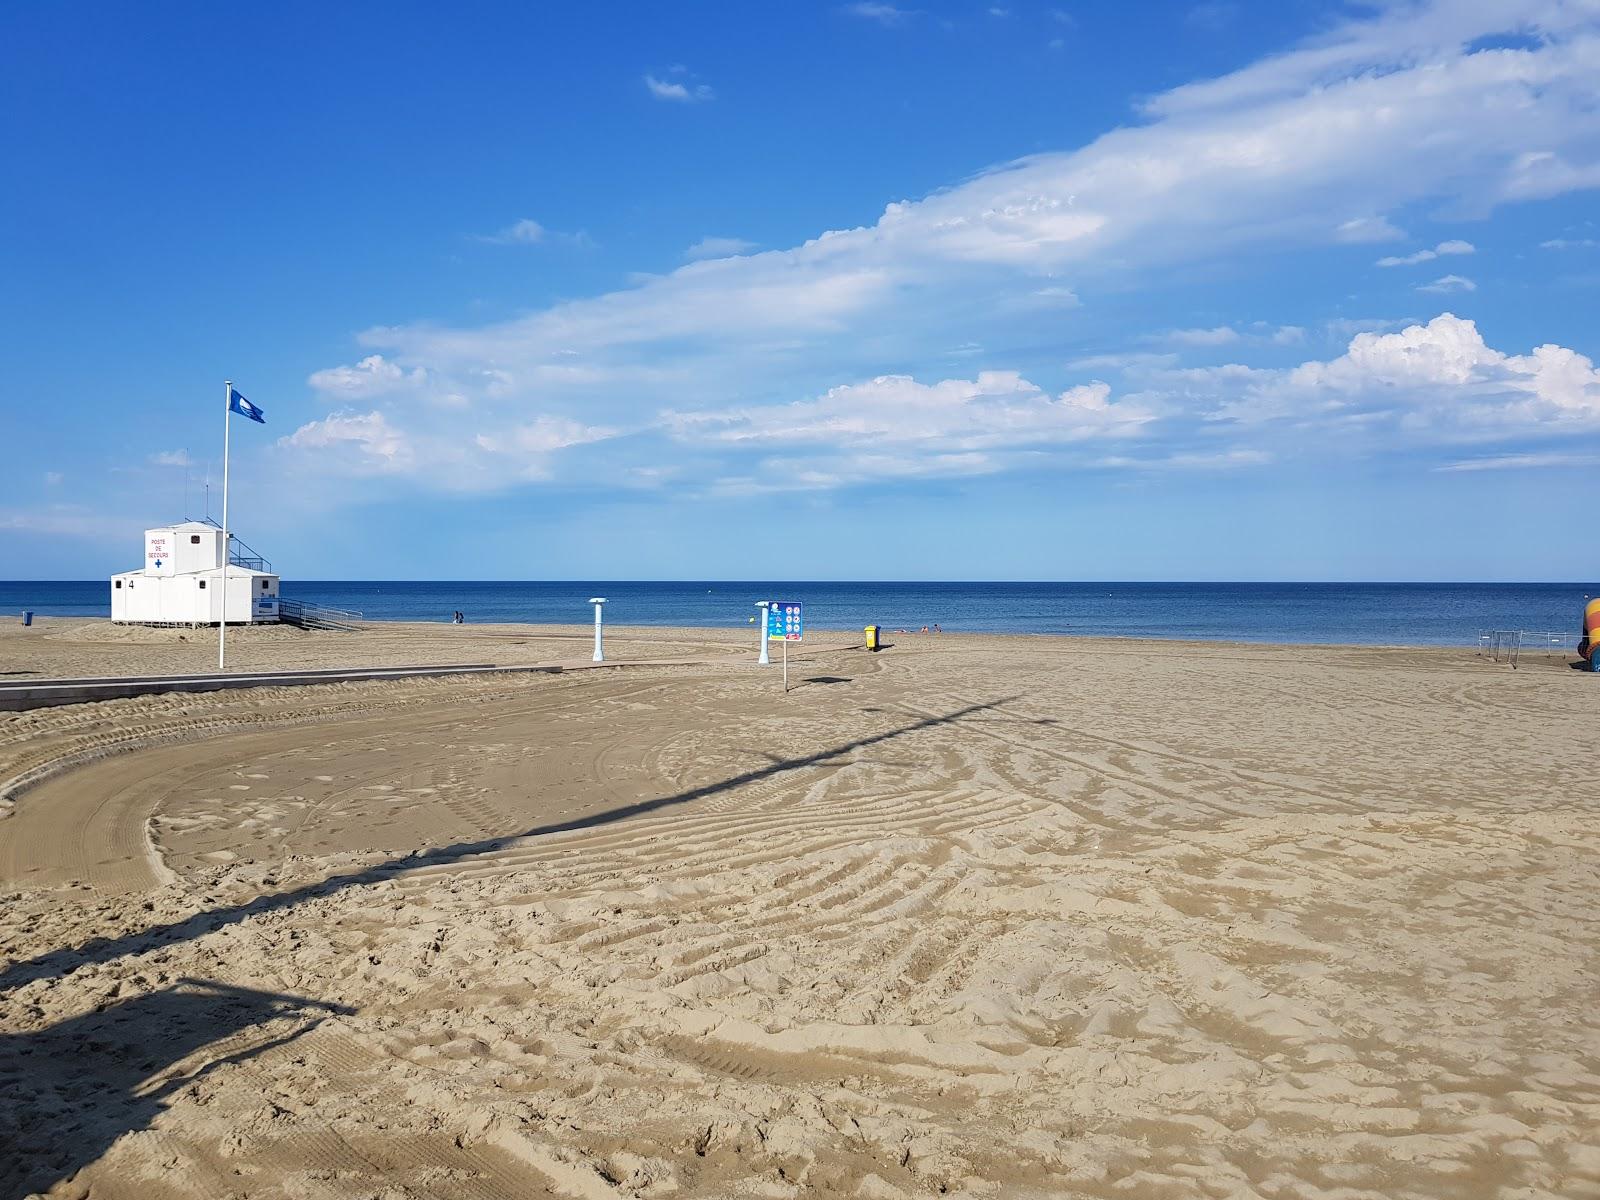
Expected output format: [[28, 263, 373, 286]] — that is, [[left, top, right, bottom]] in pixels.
[[766, 600, 803, 641]]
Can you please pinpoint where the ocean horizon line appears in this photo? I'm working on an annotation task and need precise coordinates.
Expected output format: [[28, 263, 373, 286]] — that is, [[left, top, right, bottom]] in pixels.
[[3, 578, 1592, 649]]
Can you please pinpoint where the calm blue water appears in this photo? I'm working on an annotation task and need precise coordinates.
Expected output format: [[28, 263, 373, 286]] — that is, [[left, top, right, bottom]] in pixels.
[[0, 580, 1593, 647]]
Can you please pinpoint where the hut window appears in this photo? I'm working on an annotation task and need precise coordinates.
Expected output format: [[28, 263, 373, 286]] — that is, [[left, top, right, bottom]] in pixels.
[[190, 535, 201, 544], [260, 579, 269, 590], [198, 580, 206, 589], [114, 580, 122, 589]]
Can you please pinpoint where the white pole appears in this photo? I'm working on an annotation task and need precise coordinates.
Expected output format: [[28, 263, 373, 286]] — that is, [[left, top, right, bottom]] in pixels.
[[757, 602, 770, 665], [590, 597, 606, 662], [218, 380, 231, 670], [782, 637, 788, 694]]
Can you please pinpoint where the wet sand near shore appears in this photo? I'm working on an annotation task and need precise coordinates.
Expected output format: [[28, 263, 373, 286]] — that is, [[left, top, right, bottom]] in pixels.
[[1, 631, 1597, 1198]]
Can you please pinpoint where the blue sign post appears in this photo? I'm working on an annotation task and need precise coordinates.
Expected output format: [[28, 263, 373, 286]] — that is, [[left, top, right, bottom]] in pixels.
[[766, 600, 803, 691]]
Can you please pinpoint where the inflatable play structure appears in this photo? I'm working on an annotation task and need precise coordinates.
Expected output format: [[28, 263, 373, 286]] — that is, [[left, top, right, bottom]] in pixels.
[[1581, 599, 1600, 671]]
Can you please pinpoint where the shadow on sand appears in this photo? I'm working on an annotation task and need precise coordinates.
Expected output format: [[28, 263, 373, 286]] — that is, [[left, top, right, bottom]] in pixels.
[[0, 697, 1021, 1196], [0, 978, 350, 1200], [0, 698, 1014, 999]]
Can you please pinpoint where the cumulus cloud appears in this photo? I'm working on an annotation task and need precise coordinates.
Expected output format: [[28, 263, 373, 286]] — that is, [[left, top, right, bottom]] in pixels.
[[1376, 239, 1476, 267], [1212, 314, 1600, 435], [1416, 273, 1477, 293], [686, 235, 758, 260]]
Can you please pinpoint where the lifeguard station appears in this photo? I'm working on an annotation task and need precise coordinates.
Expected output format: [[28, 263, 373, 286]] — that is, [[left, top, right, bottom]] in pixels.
[[110, 521, 280, 626]]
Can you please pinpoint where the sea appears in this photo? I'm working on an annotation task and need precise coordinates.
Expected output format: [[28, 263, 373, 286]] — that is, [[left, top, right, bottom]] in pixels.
[[0, 580, 1592, 648]]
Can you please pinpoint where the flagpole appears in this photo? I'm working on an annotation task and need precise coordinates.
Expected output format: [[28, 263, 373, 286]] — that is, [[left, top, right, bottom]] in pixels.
[[219, 379, 231, 670]]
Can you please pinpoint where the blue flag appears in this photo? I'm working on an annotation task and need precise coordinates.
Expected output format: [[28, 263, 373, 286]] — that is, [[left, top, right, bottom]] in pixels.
[[229, 387, 265, 424]]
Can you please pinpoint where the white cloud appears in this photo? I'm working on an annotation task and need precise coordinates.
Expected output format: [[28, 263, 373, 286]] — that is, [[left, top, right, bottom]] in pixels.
[[308, 354, 427, 398], [1166, 326, 1242, 347], [149, 449, 192, 467], [1376, 239, 1476, 267], [359, 2, 1600, 378], [665, 370, 1153, 482], [1095, 448, 1270, 471], [1437, 452, 1600, 471], [1214, 313, 1600, 435], [44, 471, 63, 486], [281, 402, 623, 489], [1542, 237, 1599, 249], [686, 235, 758, 260], [282, 411, 413, 471], [476, 218, 591, 248], [645, 73, 713, 103], [1160, 323, 1304, 348], [843, 3, 913, 26], [1500, 148, 1600, 202], [302, 2, 1600, 493], [1335, 217, 1406, 244], [1142, 2, 1600, 122], [1416, 273, 1477, 293], [474, 416, 616, 456], [1067, 351, 1180, 372], [481, 218, 546, 245]]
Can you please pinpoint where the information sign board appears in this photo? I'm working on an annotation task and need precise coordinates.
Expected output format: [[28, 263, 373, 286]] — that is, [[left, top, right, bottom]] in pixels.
[[766, 601, 803, 641]]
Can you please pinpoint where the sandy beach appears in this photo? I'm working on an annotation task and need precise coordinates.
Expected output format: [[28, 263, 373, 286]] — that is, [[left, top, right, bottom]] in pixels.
[[1, 623, 1597, 1199], [0, 618, 758, 679]]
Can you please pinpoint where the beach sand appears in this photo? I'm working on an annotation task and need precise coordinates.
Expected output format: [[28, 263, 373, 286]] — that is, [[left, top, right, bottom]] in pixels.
[[0, 617, 753, 679], [1, 626, 1597, 1198]]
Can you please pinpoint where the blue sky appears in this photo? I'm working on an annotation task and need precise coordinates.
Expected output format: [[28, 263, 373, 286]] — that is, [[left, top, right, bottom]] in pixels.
[[3, 1, 1599, 581]]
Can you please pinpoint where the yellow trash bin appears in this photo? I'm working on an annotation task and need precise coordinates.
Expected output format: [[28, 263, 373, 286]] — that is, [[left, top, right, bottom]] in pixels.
[[864, 625, 880, 652]]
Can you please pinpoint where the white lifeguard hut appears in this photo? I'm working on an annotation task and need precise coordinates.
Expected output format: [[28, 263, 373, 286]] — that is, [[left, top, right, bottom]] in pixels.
[[110, 521, 280, 626]]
